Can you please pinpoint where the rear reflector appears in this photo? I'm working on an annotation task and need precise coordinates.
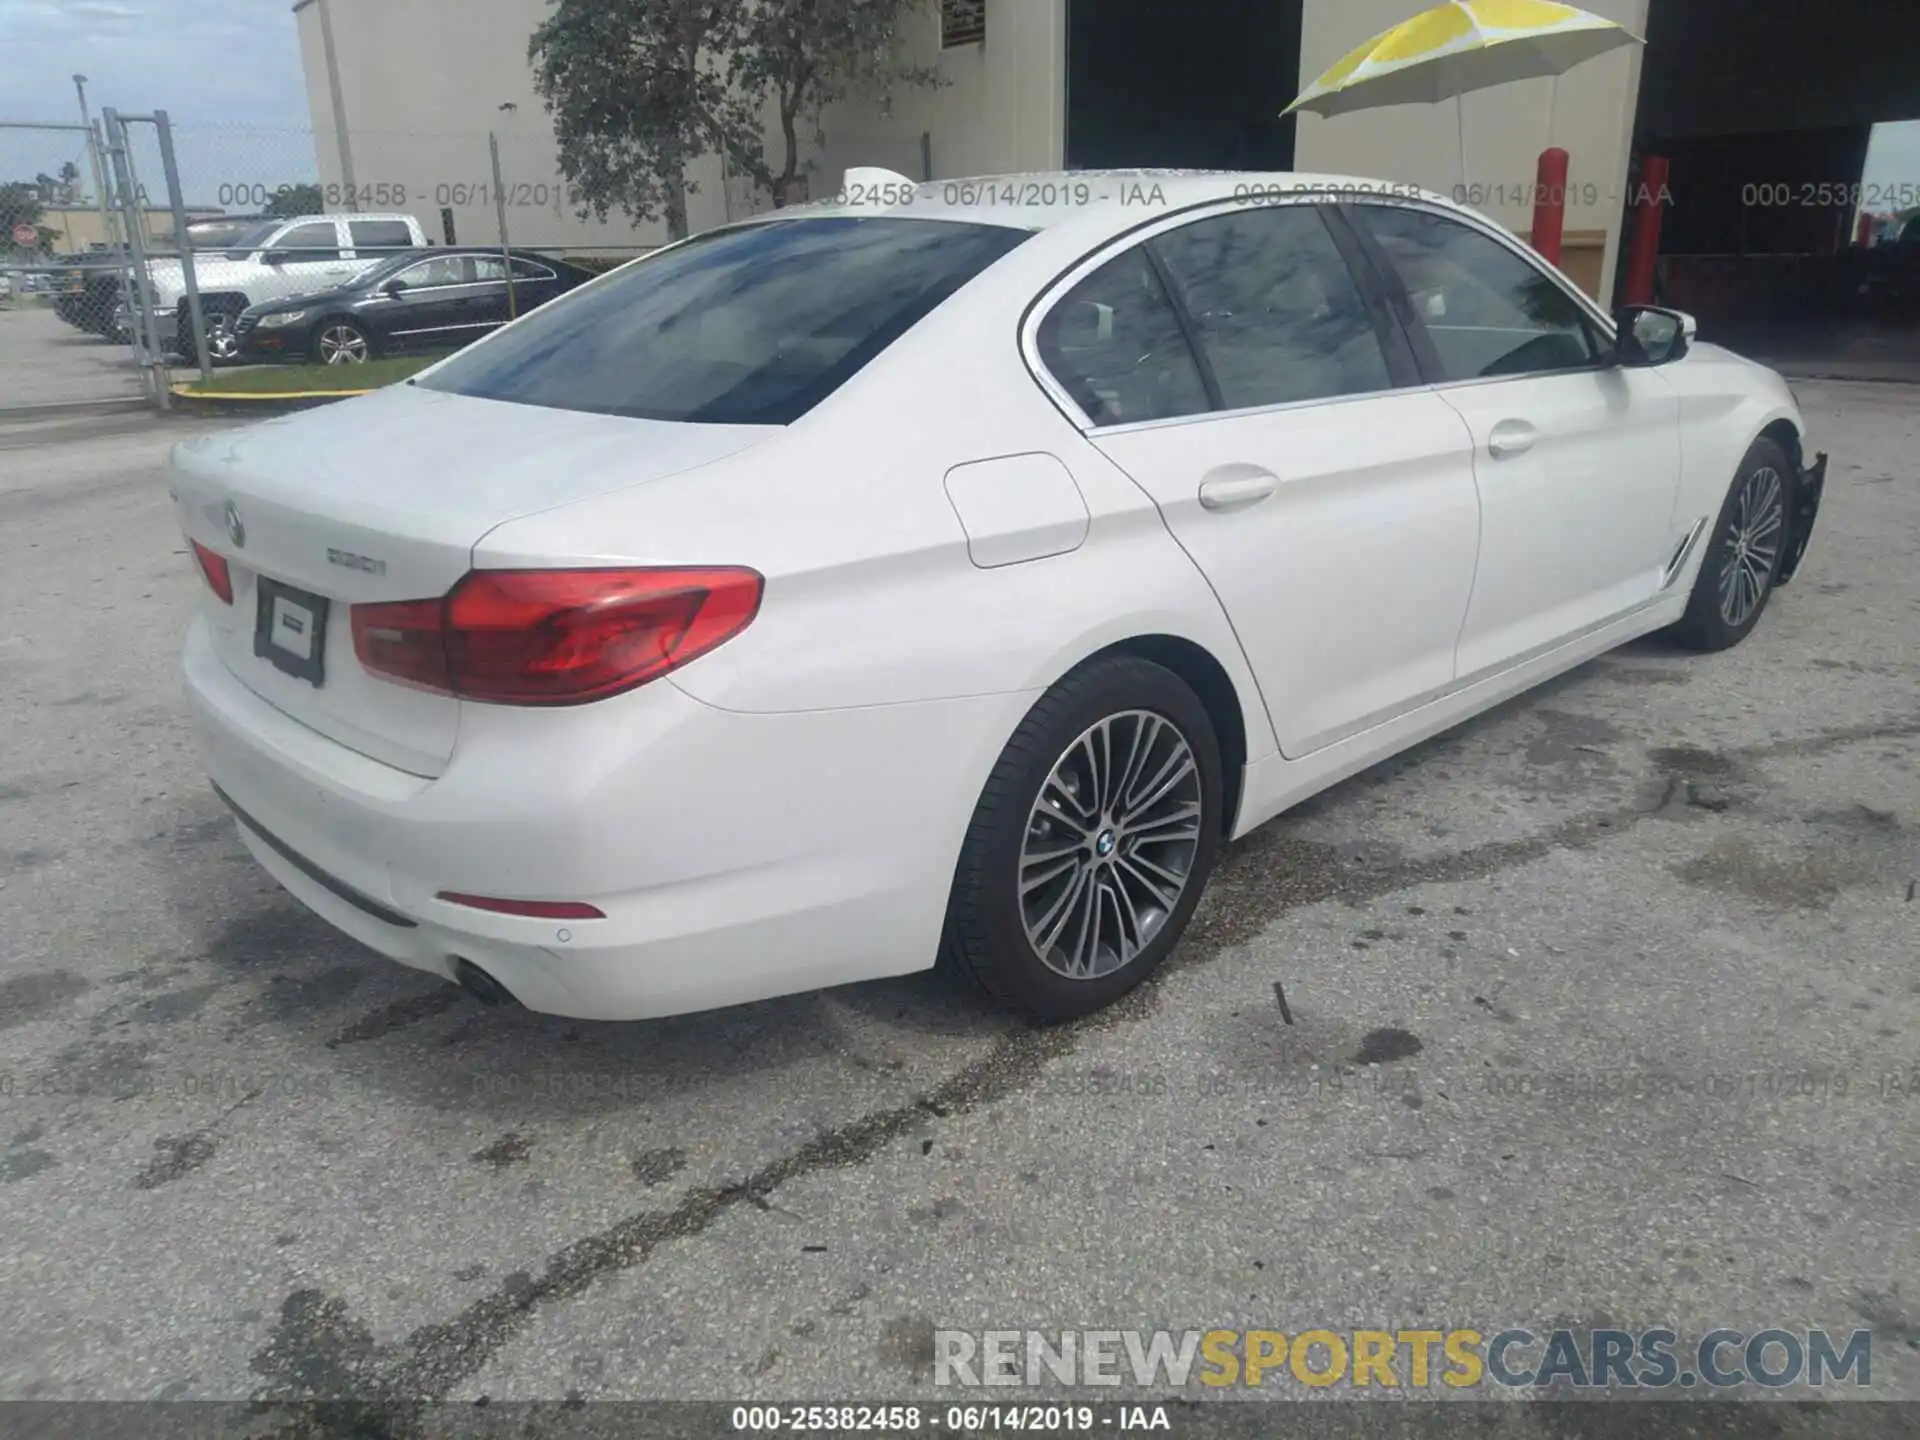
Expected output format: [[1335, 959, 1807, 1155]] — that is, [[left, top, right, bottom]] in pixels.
[[437, 892, 606, 920], [191, 540, 233, 605], [351, 566, 762, 705]]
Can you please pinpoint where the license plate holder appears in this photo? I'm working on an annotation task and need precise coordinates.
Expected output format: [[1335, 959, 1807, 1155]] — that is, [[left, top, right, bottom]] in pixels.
[[254, 577, 330, 687]]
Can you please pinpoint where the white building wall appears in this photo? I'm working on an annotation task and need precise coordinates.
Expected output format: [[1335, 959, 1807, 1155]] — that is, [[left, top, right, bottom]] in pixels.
[[810, 0, 1065, 185], [292, 0, 702, 252], [292, 0, 1648, 292], [1293, 0, 1651, 303], [292, 0, 1063, 251]]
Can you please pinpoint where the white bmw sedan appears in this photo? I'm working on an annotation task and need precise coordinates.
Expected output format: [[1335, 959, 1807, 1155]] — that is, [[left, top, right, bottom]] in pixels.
[[172, 170, 1827, 1023]]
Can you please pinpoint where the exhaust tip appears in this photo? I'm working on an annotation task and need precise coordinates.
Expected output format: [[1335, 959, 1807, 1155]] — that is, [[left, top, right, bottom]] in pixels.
[[452, 958, 517, 1008]]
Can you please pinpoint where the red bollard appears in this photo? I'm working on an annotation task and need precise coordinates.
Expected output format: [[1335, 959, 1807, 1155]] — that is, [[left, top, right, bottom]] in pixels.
[[1855, 211, 1877, 247], [1531, 147, 1569, 266], [1623, 155, 1669, 306]]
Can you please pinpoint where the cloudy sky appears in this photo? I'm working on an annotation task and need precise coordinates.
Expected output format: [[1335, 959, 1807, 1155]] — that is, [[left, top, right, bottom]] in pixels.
[[2, 0, 307, 124], [1, 0, 313, 203]]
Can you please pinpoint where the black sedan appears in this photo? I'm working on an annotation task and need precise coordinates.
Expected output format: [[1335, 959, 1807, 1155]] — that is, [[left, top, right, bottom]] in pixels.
[[233, 249, 595, 365]]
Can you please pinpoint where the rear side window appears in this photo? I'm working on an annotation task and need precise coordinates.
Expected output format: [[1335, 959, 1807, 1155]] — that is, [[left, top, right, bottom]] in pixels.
[[349, 220, 413, 252], [1152, 206, 1394, 410], [1354, 205, 1600, 380], [420, 217, 1029, 425], [1034, 247, 1210, 427]]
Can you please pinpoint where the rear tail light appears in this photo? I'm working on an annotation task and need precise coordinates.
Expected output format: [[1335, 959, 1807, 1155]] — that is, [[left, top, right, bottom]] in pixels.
[[350, 567, 762, 705], [191, 540, 233, 605]]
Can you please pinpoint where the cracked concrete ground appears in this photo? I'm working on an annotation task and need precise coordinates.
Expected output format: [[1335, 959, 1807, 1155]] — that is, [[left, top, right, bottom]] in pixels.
[[0, 384, 1915, 1435]]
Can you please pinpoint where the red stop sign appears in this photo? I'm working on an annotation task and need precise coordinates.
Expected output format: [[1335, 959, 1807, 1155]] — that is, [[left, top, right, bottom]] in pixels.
[[11, 223, 36, 247]]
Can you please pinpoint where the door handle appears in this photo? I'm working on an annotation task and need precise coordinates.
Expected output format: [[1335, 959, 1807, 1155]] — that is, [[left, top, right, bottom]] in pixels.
[[1197, 467, 1280, 513], [1488, 420, 1538, 459]]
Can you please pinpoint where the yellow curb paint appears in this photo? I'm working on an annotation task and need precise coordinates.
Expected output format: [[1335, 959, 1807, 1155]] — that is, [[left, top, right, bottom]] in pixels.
[[171, 386, 373, 401]]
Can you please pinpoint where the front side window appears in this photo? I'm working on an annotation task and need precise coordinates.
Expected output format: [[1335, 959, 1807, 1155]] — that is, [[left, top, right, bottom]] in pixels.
[[272, 222, 341, 260], [393, 256, 469, 289], [1354, 205, 1599, 380], [421, 217, 1028, 425], [1152, 206, 1394, 410], [1034, 247, 1210, 427]]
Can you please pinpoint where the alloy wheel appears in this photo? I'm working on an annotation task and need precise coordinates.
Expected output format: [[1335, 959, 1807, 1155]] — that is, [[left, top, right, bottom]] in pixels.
[[1019, 710, 1204, 981], [1717, 465, 1785, 628], [205, 314, 242, 362], [318, 325, 370, 365]]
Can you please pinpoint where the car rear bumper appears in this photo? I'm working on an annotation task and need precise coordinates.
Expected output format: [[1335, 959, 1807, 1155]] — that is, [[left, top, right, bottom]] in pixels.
[[182, 616, 1026, 1020], [1777, 449, 1828, 586]]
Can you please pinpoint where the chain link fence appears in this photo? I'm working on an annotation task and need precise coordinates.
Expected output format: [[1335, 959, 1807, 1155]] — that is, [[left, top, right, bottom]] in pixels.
[[6, 112, 935, 410], [0, 120, 146, 412]]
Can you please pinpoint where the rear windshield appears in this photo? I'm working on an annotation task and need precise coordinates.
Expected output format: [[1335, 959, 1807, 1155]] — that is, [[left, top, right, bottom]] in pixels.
[[417, 217, 1028, 425]]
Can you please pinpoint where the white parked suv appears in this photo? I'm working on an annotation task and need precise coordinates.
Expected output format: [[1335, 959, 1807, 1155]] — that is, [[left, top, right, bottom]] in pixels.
[[145, 214, 429, 362]]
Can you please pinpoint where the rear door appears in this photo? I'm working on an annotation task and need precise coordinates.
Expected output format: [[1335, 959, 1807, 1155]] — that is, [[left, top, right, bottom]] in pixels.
[[1347, 203, 1685, 680], [1035, 201, 1483, 758], [467, 254, 521, 330]]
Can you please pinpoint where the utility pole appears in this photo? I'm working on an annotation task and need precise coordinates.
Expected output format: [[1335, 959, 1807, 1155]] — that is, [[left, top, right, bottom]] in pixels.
[[315, 0, 358, 192], [73, 74, 118, 253], [492, 102, 518, 319]]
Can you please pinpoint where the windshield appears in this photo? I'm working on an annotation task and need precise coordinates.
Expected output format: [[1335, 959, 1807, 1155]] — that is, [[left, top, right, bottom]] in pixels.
[[417, 217, 1029, 425]]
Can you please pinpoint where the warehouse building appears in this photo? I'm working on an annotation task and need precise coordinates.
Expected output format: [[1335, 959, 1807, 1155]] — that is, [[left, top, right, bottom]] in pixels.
[[295, 0, 1919, 318]]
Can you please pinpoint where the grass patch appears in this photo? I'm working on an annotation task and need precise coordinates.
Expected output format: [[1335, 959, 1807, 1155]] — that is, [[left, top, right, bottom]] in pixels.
[[176, 354, 441, 397]]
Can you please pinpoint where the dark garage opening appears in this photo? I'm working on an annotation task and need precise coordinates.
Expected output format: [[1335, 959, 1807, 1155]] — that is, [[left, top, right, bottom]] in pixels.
[[1629, 0, 1920, 368], [1066, 0, 1304, 172]]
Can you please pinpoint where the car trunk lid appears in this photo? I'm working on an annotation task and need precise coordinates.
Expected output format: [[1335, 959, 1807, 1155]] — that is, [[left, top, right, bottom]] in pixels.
[[170, 383, 774, 775]]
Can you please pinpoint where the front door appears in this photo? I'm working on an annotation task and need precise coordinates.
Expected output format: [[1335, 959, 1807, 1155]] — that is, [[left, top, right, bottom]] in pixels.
[[257, 220, 353, 303], [382, 255, 477, 349], [1034, 202, 1482, 758], [1348, 203, 1686, 679]]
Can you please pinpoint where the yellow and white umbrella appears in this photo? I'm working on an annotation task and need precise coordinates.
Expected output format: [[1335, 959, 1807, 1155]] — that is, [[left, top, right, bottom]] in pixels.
[[1285, 0, 1642, 119]]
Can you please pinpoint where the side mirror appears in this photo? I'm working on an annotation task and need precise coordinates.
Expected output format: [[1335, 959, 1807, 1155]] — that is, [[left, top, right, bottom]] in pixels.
[[380, 278, 406, 296], [261, 249, 287, 266], [1614, 304, 1696, 367]]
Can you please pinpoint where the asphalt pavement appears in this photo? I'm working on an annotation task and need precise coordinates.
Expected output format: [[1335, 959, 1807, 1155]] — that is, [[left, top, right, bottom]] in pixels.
[[0, 386, 1915, 1434]]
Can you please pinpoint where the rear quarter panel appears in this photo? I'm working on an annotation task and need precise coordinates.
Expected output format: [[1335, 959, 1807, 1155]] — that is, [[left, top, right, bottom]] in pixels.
[[471, 237, 1276, 763]]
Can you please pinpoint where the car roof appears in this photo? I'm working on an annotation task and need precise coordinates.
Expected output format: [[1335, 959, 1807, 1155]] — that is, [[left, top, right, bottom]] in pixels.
[[784, 169, 1468, 234], [274, 213, 417, 226]]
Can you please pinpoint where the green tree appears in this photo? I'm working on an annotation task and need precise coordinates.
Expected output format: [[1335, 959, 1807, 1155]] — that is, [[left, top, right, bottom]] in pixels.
[[531, 0, 763, 240], [264, 182, 325, 217], [734, 0, 939, 204], [58, 160, 82, 203]]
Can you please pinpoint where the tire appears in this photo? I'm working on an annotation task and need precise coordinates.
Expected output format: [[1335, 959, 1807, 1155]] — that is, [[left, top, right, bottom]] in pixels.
[[311, 318, 375, 366], [1668, 437, 1793, 653], [942, 655, 1224, 1021]]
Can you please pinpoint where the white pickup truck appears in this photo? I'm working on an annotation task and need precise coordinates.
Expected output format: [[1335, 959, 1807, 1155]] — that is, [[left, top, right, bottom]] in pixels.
[[143, 213, 430, 361]]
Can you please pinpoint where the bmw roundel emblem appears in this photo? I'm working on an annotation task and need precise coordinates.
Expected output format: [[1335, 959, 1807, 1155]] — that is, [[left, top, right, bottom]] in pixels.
[[223, 500, 246, 549]]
